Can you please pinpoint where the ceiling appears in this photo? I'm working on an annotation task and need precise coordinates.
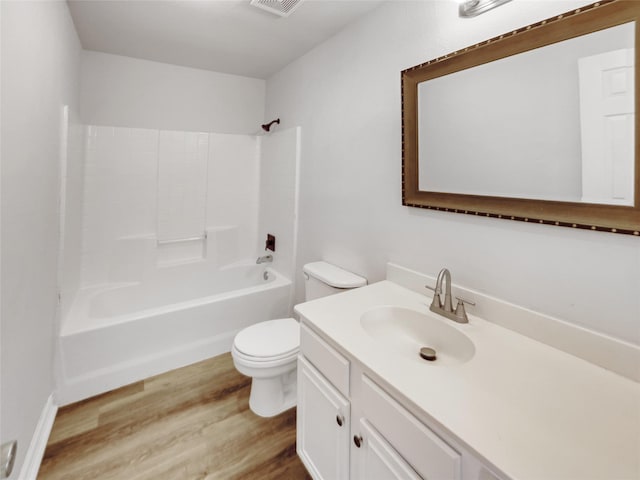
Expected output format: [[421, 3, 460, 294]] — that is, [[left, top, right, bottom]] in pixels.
[[67, 0, 385, 79]]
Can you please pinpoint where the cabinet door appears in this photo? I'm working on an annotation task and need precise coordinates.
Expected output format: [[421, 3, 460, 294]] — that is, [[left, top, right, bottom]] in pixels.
[[356, 419, 422, 480], [361, 375, 461, 480], [298, 356, 350, 480]]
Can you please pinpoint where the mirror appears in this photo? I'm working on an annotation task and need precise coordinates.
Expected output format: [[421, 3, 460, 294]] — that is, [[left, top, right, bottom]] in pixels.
[[419, 22, 634, 205], [402, 0, 640, 235]]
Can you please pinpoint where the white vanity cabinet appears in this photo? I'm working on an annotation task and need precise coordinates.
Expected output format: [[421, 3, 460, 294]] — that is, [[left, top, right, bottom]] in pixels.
[[298, 322, 493, 480], [295, 274, 640, 480], [358, 374, 461, 480], [356, 419, 422, 479], [297, 356, 351, 479], [298, 354, 423, 480], [297, 325, 352, 480]]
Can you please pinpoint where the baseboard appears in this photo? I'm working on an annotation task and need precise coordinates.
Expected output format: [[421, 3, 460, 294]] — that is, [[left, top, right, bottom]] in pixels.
[[19, 394, 57, 480], [56, 331, 235, 406]]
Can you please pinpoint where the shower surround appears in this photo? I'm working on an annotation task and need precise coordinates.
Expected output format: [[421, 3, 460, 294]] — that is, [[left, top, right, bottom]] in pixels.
[[57, 124, 300, 405], [81, 126, 260, 282]]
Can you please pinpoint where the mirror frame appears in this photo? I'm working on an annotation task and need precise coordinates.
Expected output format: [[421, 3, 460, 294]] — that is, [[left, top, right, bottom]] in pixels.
[[402, 0, 640, 236]]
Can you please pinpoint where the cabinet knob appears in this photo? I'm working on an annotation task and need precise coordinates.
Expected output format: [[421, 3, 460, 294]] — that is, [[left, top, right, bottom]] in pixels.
[[336, 414, 345, 427], [353, 435, 363, 448]]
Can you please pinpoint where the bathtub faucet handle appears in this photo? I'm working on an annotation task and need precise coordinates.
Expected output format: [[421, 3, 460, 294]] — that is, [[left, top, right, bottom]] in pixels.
[[256, 255, 273, 264], [265, 234, 276, 252]]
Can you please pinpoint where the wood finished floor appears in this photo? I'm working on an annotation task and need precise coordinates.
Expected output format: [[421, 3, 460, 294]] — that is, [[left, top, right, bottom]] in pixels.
[[39, 354, 311, 480]]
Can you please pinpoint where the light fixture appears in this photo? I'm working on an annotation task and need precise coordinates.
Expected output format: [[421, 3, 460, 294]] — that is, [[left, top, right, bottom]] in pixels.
[[458, 0, 512, 18]]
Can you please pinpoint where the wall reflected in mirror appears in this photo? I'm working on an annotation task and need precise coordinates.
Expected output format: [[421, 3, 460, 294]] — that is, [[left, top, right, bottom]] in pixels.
[[417, 21, 635, 206]]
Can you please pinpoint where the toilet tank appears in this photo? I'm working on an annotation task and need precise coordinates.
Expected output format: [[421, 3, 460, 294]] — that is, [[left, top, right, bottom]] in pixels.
[[303, 261, 367, 301]]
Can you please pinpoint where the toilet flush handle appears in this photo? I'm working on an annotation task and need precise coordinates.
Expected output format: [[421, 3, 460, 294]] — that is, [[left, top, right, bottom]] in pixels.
[[303, 272, 309, 280]]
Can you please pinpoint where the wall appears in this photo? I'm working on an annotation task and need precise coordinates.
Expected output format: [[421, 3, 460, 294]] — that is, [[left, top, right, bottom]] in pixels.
[[59, 111, 86, 319], [80, 50, 265, 133], [257, 127, 301, 283], [0, 0, 81, 476], [81, 126, 159, 285], [265, 0, 640, 345], [77, 51, 267, 288], [208, 133, 261, 266]]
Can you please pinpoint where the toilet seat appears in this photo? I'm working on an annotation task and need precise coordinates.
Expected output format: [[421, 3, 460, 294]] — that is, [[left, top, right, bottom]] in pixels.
[[231, 345, 298, 370], [233, 318, 299, 362]]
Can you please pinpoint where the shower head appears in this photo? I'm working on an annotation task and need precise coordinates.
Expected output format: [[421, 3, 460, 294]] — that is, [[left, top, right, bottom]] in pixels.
[[261, 118, 280, 132]]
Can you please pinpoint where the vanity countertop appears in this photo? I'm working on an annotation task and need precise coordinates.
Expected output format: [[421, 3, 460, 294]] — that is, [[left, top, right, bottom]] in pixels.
[[295, 280, 640, 480]]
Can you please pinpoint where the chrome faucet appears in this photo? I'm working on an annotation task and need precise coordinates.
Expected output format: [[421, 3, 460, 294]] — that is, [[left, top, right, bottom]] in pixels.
[[426, 268, 475, 324], [256, 254, 273, 264]]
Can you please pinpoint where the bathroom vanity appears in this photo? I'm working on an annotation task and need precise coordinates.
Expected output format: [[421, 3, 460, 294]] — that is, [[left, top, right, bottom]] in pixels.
[[297, 322, 487, 480], [294, 264, 640, 480]]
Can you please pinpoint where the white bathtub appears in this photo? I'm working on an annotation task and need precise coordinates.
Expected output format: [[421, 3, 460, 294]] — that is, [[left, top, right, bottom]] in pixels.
[[57, 263, 291, 405]]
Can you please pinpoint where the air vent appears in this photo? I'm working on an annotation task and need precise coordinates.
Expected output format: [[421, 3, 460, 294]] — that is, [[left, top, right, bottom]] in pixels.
[[250, 0, 305, 18]]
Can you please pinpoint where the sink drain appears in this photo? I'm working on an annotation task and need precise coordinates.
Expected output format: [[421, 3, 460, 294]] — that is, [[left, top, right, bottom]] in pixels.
[[419, 347, 437, 361]]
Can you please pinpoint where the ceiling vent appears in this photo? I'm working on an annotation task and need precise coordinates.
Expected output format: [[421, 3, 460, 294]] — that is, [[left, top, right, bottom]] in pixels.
[[249, 0, 305, 18]]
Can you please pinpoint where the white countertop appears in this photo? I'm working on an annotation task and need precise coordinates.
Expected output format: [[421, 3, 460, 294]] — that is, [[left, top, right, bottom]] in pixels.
[[295, 280, 640, 480]]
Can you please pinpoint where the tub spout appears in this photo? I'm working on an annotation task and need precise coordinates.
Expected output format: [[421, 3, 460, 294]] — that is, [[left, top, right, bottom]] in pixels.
[[256, 255, 273, 264]]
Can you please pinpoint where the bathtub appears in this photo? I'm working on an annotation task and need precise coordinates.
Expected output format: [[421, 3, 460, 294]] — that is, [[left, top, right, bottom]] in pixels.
[[57, 262, 291, 405]]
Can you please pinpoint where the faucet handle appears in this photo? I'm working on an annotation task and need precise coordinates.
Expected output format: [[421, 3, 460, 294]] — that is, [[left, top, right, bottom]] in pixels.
[[454, 296, 475, 307], [454, 296, 475, 323], [425, 284, 438, 293]]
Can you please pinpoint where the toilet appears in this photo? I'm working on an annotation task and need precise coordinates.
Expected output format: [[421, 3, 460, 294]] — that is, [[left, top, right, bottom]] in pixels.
[[231, 261, 367, 417]]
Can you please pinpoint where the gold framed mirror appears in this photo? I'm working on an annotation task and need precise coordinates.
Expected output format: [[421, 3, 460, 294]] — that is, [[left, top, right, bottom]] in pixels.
[[402, 0, 640, 235]]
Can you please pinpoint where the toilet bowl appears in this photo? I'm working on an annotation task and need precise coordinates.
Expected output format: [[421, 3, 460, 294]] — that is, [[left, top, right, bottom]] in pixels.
[[231, 318, 299, 417], [231, 261, 366, 417]]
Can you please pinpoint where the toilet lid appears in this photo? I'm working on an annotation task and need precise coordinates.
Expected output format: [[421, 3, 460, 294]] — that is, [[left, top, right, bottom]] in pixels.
[[234, 318, 299, 359]]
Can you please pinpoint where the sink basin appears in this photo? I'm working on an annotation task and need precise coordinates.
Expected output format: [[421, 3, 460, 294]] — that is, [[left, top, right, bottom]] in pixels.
[[360, 306, 475, 366]]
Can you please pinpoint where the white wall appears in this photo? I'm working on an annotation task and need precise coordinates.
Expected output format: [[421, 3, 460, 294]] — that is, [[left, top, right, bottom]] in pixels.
[[257, 127, 301, 282], [81, 126, 159, 285], [77, 51, 267, 285], [80, 50, 265, 134], [157, 131, 209, 242], [208, 133, 260, 265], [266, 0, 640, 345], [80, 126, 261, 286], [1, 0, 81, 476], [59, 112, 86, 320]]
